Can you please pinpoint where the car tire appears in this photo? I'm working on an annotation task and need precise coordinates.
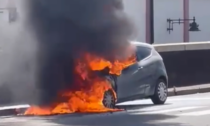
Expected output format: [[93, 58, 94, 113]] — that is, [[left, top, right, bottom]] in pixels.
[[151, 79, 168, 105], [102, 89, 116, 108]]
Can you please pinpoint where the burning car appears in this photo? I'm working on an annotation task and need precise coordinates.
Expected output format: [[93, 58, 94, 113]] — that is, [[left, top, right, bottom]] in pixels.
[[0, 41, 168, 116], [23, 41, 167, 116], [0, 0, 168, 116]]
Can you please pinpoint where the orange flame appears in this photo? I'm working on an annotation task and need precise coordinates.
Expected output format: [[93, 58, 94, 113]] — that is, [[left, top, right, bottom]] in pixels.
[[24, 46, 136, 116]]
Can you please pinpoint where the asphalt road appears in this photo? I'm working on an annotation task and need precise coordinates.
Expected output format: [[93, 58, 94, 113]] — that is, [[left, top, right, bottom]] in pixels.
[[1, 92, 210, 126]]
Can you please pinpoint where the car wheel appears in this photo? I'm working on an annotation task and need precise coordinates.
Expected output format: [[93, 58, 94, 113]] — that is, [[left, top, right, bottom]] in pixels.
[[151, 79, 168, 105], [102, 89, 116, 108], [105, 75, 117, 91]]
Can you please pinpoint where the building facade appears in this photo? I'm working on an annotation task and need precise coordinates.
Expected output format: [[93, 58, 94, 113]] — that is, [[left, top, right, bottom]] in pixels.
[[0, 0, 208, 44], [123, 0, 210, 44]]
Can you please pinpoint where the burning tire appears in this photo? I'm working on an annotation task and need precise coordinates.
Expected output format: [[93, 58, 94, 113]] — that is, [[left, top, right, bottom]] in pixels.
[[105, 75, 117, 91], [102, 75, 117, 108], [102, 89, 116, 108]]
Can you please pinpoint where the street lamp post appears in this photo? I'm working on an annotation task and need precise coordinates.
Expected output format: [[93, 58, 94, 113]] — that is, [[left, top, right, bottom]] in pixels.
[[149, 0, 154, 44]]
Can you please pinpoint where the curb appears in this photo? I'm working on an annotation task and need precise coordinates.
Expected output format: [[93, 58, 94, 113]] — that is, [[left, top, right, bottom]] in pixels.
[[168, 85, 210, 96], [0, 109, 18, 116], [0, 105, 29, 117]]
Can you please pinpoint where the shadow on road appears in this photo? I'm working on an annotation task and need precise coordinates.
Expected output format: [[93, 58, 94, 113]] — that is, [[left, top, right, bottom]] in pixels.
[[48, 103, 183, 126], [0, 104, 184, 126], [47, 111, 183, 126], [117, 103, 172, 110], [0, 112, 184, 126]]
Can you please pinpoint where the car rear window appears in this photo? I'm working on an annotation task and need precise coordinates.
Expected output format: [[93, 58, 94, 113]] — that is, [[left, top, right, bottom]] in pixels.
[[136, 46, 152, 61]]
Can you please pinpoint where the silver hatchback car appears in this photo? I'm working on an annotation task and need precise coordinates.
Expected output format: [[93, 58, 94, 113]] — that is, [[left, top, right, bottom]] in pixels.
[[102, 41, 168, 108]]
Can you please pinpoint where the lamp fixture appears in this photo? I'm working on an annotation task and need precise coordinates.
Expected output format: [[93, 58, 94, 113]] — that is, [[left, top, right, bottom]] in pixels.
[[167, 17, 200, 34]]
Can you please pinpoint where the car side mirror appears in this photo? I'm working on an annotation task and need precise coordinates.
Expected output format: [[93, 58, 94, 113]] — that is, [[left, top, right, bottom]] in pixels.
[[122, 66, 130, 72]]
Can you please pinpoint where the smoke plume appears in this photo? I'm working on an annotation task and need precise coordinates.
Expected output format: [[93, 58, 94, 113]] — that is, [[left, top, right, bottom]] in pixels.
[[0, 0, 136, 105]]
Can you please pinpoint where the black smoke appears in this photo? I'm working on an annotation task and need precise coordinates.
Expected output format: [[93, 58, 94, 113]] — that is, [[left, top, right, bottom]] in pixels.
[[23, 0, 136, 105]]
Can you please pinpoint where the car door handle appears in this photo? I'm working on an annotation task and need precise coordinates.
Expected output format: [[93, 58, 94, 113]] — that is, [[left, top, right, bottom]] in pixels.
[[138, 66, 143, 70]]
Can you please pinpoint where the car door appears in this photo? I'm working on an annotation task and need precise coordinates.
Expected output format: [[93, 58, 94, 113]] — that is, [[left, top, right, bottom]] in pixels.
[[116, 45, 153, 99], [133, 46, 156, 96]]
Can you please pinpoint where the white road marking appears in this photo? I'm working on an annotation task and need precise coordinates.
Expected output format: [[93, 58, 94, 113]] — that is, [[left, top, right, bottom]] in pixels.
[[130, 106, 204, 115], [178, 109, 210, 116], [167, 97, 210, 101]]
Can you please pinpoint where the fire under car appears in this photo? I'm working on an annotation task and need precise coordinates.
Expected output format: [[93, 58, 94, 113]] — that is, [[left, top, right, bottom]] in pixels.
[[0, 41, 168, 110], [102, 41, 168, 108]]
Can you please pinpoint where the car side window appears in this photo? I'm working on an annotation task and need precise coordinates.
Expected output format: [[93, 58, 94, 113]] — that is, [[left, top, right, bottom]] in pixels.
[[136, 46, 152, 61]]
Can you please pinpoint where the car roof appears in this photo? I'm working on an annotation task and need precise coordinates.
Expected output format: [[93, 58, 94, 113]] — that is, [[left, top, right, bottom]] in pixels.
[[130, 41, 153, 49]]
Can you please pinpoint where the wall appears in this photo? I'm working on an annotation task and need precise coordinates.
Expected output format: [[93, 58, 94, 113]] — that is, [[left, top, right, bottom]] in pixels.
[[159, 50, 210, 88], [189, 0, 210, 42], [154, 42, 210, 88], [154, 0, 183, 44], [0, 0, 9, 23], [123, 0, 210, 43], [0, 0, 10, 50], [123, 0, 185, 44], [0, 9, 9, 23], [2, 0, 209, 44], [123, 0, 146, 42]]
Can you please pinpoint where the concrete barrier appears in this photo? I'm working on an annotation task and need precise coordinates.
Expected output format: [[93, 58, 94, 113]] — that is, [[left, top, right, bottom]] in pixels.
[[153, 41, 210, 88], [154, 41, 210, 52]]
